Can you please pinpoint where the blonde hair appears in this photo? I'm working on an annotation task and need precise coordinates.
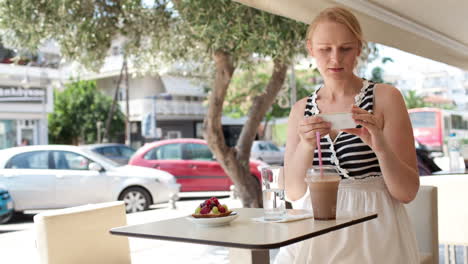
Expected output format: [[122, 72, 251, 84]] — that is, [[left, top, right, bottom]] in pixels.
[[306, 7, 364, 49]]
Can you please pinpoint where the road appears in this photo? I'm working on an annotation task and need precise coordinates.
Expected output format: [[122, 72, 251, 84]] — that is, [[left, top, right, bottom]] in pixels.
[[0, 192, 283, 264], [0, 191, 231, 234]]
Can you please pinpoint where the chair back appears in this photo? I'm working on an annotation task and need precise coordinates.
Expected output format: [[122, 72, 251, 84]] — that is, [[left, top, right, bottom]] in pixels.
[[34, 201, 131, 264], [405, 185, 438, 264]]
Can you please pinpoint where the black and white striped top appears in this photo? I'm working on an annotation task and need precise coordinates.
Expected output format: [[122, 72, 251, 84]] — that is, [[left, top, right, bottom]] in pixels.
[[304, 79, 382, 180]]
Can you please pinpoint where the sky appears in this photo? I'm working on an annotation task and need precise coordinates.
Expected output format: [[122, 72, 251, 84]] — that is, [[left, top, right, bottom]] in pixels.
[[366, 44, 466, 77]]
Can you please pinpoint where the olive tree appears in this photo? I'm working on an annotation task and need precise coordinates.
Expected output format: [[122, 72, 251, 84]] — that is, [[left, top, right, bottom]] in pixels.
[[0, 0, 308, 207]]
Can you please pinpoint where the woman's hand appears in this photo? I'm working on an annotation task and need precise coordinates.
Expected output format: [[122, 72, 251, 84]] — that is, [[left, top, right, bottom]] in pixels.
[[298, 116, 331, 150], [342, 105, 387, 153]]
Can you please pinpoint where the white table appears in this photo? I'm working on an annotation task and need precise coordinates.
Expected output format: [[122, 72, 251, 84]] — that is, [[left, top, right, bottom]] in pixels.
[[110, 208, 377, 264]]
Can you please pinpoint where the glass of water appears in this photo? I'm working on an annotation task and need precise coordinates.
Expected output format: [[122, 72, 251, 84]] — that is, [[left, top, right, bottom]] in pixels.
[[261, 165, 286, 221]]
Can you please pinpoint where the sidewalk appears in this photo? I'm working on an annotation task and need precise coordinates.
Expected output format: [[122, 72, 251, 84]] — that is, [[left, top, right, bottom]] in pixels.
[[0, 196, 279, 264]]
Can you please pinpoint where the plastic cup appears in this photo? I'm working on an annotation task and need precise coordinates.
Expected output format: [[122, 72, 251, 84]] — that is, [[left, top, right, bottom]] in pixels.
[[305, 166, 341, 220]]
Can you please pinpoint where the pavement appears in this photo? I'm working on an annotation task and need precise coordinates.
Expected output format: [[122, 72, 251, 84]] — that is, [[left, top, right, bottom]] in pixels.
[[0, 193, 279, 264]]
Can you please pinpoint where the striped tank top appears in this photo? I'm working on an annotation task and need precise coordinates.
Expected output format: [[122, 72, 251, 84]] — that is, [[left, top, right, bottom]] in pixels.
[[304, 79, 382, 180]]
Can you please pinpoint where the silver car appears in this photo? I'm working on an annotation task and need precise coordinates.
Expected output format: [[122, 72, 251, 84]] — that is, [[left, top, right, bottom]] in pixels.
[[81, 143, 136, 165], [0, 145, 180, 214], [250, 141, 284, 165]]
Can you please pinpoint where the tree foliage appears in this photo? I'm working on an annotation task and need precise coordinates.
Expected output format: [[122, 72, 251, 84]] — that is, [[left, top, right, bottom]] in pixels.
[[370, 57, 394, 84], [49, 80, 125, 144], [0, 0, 377, 207], [402, 90, 427, 109], [173, 0, 307, 63], [226, 64, 319, 119], [0, 0, 173, 71]]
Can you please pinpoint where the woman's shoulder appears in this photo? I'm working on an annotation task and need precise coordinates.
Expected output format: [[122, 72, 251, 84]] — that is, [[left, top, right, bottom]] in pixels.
[[288, 96, 312, 122], [373, 83, 406, 113], [292, 96, 312, 112], [373, 83, 403, 98]]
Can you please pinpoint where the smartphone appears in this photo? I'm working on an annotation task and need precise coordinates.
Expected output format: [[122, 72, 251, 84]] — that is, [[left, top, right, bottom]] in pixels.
[[316, 112, 356, 130]]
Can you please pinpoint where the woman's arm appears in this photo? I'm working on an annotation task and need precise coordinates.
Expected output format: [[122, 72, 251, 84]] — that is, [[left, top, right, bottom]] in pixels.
[[343, 84, 419, 203], [374, 85, 419, 203], [284, 98, 331, 201]]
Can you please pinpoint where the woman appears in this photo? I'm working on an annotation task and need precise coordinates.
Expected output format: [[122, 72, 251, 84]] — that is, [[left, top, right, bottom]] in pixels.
[[276, 7, 420, 263]]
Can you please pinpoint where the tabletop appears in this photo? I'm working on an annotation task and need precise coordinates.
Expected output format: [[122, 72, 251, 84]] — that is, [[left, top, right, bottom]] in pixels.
[[110, 208, 377, 250]]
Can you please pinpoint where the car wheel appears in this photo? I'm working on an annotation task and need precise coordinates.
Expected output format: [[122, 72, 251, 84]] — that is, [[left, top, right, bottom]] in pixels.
[[118, 187, 152, 214], [0, 211, 14, 224]]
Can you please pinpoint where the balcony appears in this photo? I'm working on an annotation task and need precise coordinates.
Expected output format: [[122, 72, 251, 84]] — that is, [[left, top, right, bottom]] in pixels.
[[120, 98, 207, 121]]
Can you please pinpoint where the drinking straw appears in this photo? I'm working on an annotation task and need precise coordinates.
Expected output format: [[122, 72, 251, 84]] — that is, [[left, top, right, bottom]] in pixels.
[[315, 131, 323, 177]]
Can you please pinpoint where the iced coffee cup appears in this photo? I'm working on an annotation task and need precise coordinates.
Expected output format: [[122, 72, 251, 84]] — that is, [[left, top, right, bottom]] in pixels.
[[305, 166, 341, 220]]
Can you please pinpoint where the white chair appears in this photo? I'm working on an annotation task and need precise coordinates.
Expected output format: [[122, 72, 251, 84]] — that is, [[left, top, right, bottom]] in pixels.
[[34, 201, 131, 264], [405, 185, 438, 264]]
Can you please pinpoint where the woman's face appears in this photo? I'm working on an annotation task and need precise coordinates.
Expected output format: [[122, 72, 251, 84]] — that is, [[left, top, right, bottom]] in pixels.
[[308, 21, 361, 80]]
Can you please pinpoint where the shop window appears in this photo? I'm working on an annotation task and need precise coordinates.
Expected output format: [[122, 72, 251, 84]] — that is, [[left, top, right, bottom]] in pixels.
[[167, 131, 181, 139], [0, 120, 17, 149]]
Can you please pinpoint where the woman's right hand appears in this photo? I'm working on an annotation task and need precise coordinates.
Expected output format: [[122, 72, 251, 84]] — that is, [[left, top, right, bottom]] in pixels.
[[298, 116, 331, 150]]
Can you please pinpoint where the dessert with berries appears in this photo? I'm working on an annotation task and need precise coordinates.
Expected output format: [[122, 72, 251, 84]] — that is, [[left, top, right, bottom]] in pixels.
[[192, 197, 232, 218]]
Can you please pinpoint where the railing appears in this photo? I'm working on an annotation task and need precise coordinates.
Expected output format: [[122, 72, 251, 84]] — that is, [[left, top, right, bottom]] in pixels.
[[121, 99, 207, 119], [154, 100, 206, 115]]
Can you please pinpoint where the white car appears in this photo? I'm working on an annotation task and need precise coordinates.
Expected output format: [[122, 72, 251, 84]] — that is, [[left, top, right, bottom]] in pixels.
[[251, 141, 284, 165], [0, 145, 180, 214]]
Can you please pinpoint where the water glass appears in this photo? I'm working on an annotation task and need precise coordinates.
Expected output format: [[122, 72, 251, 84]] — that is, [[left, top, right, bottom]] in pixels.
[[261, 165, 286, 221]]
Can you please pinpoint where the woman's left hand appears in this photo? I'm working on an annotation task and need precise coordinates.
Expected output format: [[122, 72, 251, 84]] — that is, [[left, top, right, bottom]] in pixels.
[[342, 105, 387, 153]]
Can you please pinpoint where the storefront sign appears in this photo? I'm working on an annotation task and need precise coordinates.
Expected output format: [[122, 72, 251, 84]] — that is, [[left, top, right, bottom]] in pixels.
[[0, 86, 46, 102]]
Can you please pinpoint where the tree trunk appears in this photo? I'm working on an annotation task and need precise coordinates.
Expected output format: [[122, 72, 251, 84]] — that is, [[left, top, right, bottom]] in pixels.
[[260, 117, 271, 140], [204, 52, 289, 208]]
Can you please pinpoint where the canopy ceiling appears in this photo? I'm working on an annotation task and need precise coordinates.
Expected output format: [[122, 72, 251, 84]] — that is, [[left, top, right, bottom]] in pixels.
[[234, 0, 468, 71]]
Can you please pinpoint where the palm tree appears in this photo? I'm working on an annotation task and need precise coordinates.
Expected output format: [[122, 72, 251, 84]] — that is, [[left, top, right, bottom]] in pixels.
[[403, 90, 427, 109]]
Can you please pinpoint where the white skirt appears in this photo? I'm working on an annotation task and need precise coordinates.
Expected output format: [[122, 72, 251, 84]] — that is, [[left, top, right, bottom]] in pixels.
[[275, 177, 420, 264]]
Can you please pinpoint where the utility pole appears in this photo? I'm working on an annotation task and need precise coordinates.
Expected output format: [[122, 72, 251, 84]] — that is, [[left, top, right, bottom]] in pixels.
[[103, 59, 126, 143], [124, 59, 131, 146], [96, 121, 102, 143]]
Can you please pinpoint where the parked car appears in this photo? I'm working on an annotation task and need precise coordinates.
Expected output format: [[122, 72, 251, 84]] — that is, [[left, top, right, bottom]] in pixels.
[[251, 140, 284, 165], [0, 145, 180, 213], [0, 185, 14, 224], [82, 143, 136, 165], [129, 138, 266, 192]]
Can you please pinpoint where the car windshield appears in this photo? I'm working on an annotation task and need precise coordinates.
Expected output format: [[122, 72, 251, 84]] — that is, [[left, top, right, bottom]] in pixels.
[[80, 148, 120, 168]]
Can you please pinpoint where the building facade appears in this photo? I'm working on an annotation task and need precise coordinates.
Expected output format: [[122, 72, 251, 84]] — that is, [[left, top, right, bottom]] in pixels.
[[72, 43, 208, 149], [0, 64, 58, 149]]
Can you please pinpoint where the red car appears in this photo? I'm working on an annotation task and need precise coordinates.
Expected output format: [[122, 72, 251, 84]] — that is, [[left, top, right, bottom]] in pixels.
[[129, 138, 265, 192]]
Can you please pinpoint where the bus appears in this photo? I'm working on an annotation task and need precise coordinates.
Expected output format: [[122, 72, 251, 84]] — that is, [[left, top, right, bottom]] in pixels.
[[408, 108, 468, 152]]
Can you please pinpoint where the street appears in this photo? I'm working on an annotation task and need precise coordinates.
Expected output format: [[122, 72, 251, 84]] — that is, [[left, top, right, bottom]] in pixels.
[[0, 191, 232, 235], [0, 192, 280, 264]]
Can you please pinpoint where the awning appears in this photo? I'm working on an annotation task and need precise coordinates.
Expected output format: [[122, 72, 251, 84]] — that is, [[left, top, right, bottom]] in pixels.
[[233, 0, 468, 71]]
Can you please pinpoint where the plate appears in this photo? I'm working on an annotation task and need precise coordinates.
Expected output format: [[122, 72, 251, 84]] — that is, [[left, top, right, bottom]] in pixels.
[[187, 211, 239, 227]]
